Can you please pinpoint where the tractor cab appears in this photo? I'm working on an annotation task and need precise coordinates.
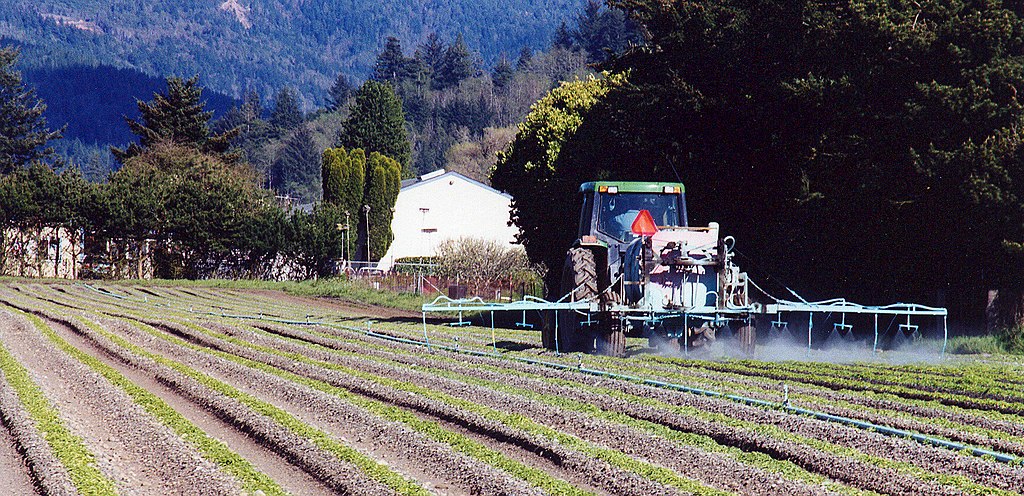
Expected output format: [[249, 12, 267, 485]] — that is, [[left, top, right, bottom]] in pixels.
[[576, 182, 688, 271]]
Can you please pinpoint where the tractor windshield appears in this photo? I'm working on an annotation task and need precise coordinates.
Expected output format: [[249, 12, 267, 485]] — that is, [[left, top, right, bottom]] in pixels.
[[597, 192, 682, 241]]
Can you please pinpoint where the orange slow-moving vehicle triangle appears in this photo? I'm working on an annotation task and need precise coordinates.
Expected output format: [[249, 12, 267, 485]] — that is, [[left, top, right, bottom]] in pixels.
[[631, 209, 659, 236]]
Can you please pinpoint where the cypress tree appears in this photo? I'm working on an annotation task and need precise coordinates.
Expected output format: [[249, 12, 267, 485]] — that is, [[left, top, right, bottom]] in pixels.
[[322, 147, 365, 258], [321, 148, 345, 205], [363, 151, 401, 261]]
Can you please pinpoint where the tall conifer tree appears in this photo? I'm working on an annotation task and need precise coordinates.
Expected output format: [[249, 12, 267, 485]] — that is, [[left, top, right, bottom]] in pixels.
[[0, 47, 61, 174], [339, 81, 412, 176], [113, 75, 238, 163]]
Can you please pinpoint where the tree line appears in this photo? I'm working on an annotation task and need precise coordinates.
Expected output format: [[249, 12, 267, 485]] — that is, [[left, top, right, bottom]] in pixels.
[[0, 50, 401, 280], [493, 0, 1024, 328]]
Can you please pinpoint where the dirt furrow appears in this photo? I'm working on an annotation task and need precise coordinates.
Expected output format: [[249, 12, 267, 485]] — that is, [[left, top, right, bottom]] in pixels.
[[0, 310, 243, 495], [0, 369, 72, 496], [10, 304, 396, 496], [313, 323, 1024, 461], [130, 317, 677, 496], [212, 321, 833, 496], [260, 322, 998, 496], [51, 313, 397, 496], [0, 422, 35, 494], [36, 313, 331, 496], [91, 317, 547, 496]]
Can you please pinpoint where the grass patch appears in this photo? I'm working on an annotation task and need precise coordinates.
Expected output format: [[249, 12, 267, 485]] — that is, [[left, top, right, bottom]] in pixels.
[[89, 278, 428, 312], [946, 336, 1007, 355]]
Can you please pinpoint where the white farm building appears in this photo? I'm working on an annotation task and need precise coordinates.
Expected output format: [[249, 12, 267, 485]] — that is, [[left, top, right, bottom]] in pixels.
[[375, 169, 520, 271]]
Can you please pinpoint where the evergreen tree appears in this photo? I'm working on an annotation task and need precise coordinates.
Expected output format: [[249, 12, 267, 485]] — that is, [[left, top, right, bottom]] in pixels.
[[271, 125, 320, 201], [420, 33, 447, 80], [551, 22, 575, 51], [269, 87, 303, 137], [241, 89, 262, 122], [112, 75, 238, 163], [437, 34, 477, 90], [492, 56, 515, 90], [321, 148, 344, 206], [339, 81, 412, 176], [517, 46, 534, 71], [373, 36, 409, 84], [325, 72, 354, 111], [321, 147, 366, 258], [572, 1, 640, 63], [0, 47, 62, 174]]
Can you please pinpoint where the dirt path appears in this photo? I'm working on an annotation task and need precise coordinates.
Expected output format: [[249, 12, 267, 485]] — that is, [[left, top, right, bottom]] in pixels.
[[0, 421, 36, 494], [0, 310, 242, 496]]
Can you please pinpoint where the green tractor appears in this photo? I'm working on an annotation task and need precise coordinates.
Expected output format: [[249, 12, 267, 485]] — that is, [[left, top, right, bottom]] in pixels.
[[542, 181, 756, 357]]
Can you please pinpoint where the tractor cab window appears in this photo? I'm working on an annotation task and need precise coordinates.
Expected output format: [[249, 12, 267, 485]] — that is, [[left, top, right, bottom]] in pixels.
[[597, 193, 681, 241], [578, 193, 594, 236]]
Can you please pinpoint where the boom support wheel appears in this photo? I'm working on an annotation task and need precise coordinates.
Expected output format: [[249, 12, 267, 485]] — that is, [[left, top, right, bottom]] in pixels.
[[737, 323, 756, 356], [596, 316, 626, 357]]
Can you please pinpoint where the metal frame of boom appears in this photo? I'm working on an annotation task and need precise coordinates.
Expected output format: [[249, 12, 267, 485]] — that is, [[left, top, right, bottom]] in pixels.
[[421, 290, 950, 356]]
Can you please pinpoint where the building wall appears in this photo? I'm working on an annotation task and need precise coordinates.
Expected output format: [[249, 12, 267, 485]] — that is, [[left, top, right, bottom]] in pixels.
[[376, 172, 520, 271], [2, 226, 82, 279]]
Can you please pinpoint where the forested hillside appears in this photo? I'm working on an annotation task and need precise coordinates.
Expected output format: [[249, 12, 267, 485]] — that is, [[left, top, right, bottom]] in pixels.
[[1, 0, 586, 105]]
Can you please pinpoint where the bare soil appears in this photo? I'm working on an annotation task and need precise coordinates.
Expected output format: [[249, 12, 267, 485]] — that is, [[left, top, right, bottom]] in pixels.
[[0, 411, 36, 494]]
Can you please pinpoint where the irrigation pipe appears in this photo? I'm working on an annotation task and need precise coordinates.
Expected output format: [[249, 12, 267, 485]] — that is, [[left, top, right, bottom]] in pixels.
[[77, 283, 1022, 466]]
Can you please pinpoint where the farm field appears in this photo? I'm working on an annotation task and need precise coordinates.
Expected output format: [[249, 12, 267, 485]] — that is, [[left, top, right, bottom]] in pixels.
[[0, 281, 1023, 495]]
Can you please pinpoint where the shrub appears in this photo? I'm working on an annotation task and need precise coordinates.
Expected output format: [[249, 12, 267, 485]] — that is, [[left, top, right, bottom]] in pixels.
[[434, 237, 542, 283]]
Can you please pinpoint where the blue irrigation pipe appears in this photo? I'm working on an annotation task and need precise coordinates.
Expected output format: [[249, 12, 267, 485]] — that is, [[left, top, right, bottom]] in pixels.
[[78, 283, 1022, 465], [356, 328, 1022, 465]]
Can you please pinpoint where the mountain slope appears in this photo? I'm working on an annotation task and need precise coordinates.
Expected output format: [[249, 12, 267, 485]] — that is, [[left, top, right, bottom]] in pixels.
[[1, 0, 585, 106]]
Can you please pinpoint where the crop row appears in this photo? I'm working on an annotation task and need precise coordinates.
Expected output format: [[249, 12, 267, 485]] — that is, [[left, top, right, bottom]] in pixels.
[[9, 281, 1024, 495]]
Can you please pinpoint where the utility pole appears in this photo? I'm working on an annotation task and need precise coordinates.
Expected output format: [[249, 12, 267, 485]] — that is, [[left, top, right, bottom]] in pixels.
[[363, 204, 372, 262], [344, 210, 350, 263]]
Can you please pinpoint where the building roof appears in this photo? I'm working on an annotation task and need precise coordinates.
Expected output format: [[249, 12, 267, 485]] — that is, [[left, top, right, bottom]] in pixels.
[[400, 169, 512, 199]]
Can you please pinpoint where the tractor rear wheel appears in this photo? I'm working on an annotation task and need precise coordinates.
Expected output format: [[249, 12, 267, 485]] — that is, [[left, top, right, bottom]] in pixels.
[[550, 248, 599, 353]]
